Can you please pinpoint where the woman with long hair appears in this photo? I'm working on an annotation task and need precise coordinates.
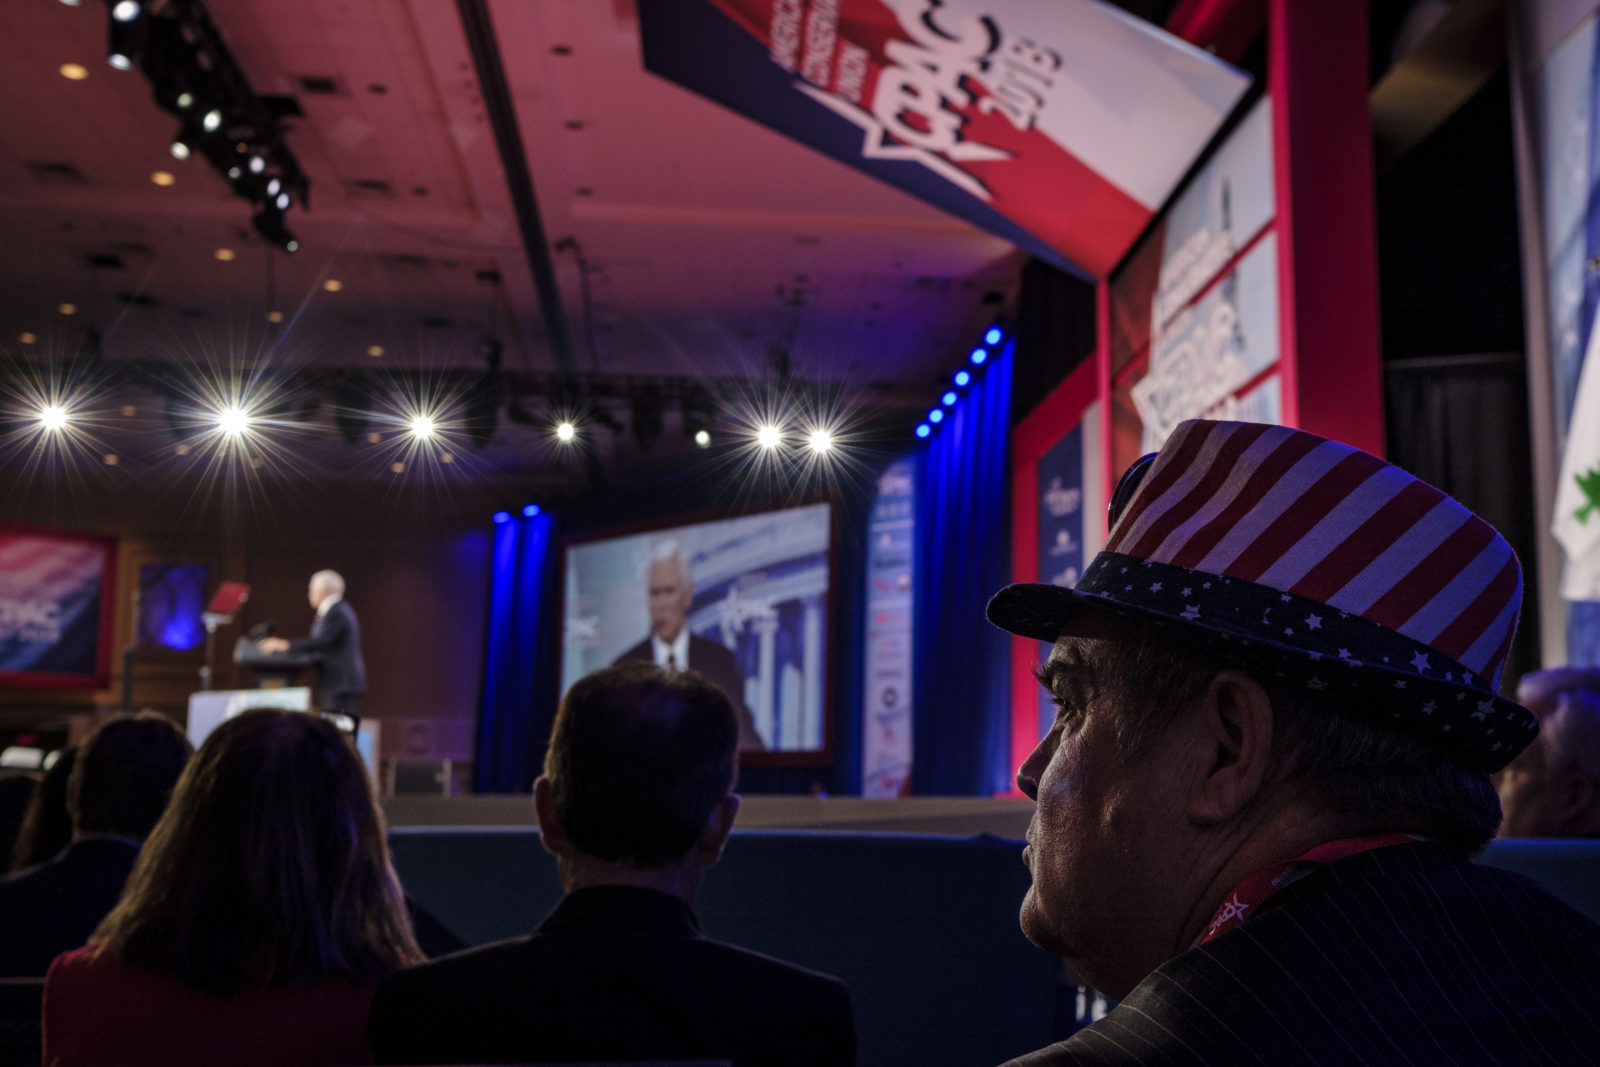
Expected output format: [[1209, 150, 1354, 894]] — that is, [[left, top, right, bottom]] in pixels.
[[43, 709, 421, 1066]]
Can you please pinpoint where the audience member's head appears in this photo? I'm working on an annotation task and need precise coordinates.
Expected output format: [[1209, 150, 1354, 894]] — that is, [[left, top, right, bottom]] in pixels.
[[1496, 667, 1600, 837], [69, 713, 192, 841], [537, 663, 739, 895], [91, 708, 419, 993], [0, 771, 40, 873], [10, 746, 75, 872]]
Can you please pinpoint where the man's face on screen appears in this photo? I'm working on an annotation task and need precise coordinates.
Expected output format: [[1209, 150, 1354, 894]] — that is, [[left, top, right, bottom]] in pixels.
[[648, 557, 692, 643]]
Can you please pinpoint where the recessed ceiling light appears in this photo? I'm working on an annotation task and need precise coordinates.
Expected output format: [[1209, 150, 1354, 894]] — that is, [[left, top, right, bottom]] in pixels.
[[150, 170, 175, 186], [58, 303, 77, 316], [214, 248, 235, 262], [323, 279, 342, 292], [18, 332, 37, 344], [103, 453, 119, 466], [366, 432, 381, 444], [440, 452, 455, 464], [367, 345, 384, 357], [59, 63, 88, 80], [121, 405, 137, 417], [175, 443, 190, 456], [265, 310, 283, 323], [390, 461, 405, 473]]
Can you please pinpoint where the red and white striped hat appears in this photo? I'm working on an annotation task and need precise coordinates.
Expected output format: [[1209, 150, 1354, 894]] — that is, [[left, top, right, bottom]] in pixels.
[[988, 419, 1536, 772]]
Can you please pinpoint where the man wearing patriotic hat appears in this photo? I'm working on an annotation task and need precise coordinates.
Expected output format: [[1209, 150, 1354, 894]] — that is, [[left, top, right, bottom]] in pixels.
[[989, 419, 1600, 1064]]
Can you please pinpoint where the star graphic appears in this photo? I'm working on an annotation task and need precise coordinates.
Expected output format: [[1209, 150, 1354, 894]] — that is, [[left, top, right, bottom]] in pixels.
[[1307, 677, 1327, 691], [1202, 582, 1212, 590], [1305, 614, 1322, 630], [1279, 593, 1291, 603], [1338, 648, 1353, 661], [1284, 626, 1294, 637], [1181, 604, 1201, 621], [1181, 587, 1193, 597], [1421, 701, 1435, 716], [1410, 652, 1430, 674], [1150, 582, 1163, 593]]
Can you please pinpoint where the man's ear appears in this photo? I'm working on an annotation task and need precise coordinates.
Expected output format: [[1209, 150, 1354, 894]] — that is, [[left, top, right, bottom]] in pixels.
[[533, 775, 568, 857], [1553, 769, 1597, 831], [697, 793, 740, 867], [1185, 670, 1276, 826]]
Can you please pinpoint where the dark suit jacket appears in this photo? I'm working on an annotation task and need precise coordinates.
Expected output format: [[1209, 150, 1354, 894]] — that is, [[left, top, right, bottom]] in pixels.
[[368, 885, 855, 1065], [614, 633, 765, 750], [290, 599, 366, 704], [0, 837, 139, 977], [1004, 842, 1600, 1065]]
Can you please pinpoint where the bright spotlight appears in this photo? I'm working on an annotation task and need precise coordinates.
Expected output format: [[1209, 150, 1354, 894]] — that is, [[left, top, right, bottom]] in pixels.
[[170, 139, 191, 160], [248, 155, 265, 174], [985, 326, 1003, 345], [693, 429, 711, 448], [266, 178, 281, 197], [928, 409, 945, 425], [108, 53, 132, 70], [522, 504, 541, 518], [492, 511, 511, 524], [942, 391, 958, 407], [808, 429, 833, 454], [175, 91, 193, 109], [756, 425, 782, 449], [970, 347, 989, 366], [915, 424, 931, 439], [954, 370, 971, 387], [555, 421, 577, 443], [216, 407, 251, 436], [38, 405, 69, 431], [111, 1, 141, 21], [202, 108, 222, 132], [408, 415, 436, 440], [275, 192, 290, 211]]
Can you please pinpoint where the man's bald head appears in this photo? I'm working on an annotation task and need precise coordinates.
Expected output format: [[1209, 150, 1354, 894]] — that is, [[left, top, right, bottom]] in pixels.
[[1495, 669, 1600, 837]]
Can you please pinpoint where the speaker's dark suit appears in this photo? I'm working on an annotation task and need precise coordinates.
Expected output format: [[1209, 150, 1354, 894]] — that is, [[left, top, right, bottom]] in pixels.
[[0, 837, 139, 977], [368, 884, 855, 1066], [289, 599, 366, 714], [614, 634, 765, 750], [1004, 842, 1600, 1065]]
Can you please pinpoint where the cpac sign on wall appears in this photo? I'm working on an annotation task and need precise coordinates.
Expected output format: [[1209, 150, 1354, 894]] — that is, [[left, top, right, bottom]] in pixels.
[[639, 0, 1249, 278], [0, 525, 117, 689], [1108, 97, 1279, 475]]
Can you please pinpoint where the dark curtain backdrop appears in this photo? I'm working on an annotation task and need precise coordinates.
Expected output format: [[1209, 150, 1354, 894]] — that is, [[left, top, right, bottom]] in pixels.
[[474, 511, 559, 793], [911, 341, 1015, 795]]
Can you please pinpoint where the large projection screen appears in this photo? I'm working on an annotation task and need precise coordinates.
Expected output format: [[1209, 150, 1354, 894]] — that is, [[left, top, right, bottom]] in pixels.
[[560, 502, 833, 764]]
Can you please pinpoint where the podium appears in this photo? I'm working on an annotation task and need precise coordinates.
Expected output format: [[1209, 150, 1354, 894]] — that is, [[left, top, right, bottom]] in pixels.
[[233, 636, 315, 687], [185, 688, 379, 785]]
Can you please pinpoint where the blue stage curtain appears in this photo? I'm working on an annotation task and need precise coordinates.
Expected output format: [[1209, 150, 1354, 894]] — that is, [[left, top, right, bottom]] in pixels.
[[474, 511, 557, 793], [911, 341, 1015, 795]]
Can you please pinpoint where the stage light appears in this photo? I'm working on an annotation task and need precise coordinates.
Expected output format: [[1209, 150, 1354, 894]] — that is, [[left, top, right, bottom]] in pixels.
[[954, 370, 971, 387], [170, 137, 191, 159], [58, 303, 76, 316], [266, 178, 281, 197], [522, 504, 541, 518], [323, 279, 342, 293], [985, 326, 1003, 345], [37, 405, 69, 432], [275, 191, 290, 210], [970, 347, 988, 366], [216, 406, 250, 436], [756, 425, 782, 449], [915, 423, 931, 439], [367, 345, 384, 357], [60, 63, 88, 80], [111, 1, 141, 21], [60, 0, 83, 6], [150, 170, 174, 186], [248, 154, 265, 174], [107, 3, 146, 70], [694, 429, 711, 448], [928, 409, 944, 424], [942, 391, 958, 407], [408, 415, 436, 440], [492, 511, 511, 524], [214, 248, 234, 261], [18, 332, 37, 345], [202, 108, 222, 132], [807, 429, 833, 454], [227, 165, 240, 179], [556, 421, 577, 442], [176, 91, 193, 109], [108, 53, 132, 70]]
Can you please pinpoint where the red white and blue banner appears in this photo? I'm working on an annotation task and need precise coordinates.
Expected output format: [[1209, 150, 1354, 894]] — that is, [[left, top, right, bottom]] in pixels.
[[861, 458, 915, 796], [0, 525, 117, 689], [638, 0, 1251, 278]]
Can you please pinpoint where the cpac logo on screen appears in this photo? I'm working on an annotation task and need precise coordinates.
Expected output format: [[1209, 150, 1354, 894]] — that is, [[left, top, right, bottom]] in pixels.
[[796, 0, 1012, 201], [0, 598, 63, 643]]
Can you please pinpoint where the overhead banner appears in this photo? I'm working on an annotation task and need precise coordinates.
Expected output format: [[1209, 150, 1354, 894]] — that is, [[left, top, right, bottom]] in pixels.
[[0, 525, 116, 689], [638, 0, 1251, 277]]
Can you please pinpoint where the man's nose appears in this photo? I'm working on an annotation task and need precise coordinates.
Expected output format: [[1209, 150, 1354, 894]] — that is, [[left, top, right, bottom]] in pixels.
[[1016, 748, 1044, 800]]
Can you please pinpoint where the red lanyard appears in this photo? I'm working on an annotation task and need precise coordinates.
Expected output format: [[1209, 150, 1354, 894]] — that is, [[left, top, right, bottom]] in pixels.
[[1199, 833, 1418, 945]]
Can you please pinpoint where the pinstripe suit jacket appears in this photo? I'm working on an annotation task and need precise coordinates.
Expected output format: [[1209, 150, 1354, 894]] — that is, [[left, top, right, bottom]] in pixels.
[[1004, 842, 1600, 1065]]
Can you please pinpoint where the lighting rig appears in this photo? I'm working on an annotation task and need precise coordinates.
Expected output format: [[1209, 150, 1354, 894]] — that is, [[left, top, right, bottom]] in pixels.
[[96, 0, 310, 252]]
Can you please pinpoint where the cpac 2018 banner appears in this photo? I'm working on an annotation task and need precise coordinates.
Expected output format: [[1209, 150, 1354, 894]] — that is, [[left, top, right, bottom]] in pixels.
[[639, 0, 1250, 278], [0, 526, 116, 688]]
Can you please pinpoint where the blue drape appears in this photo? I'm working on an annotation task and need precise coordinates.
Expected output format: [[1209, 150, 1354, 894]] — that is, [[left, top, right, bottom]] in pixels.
[[474, 512, 557, 793], [911, 341, 1014, 795]]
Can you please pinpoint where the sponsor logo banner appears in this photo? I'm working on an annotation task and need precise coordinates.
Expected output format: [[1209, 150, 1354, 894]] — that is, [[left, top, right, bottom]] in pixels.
[[0, 527, 115, 687]]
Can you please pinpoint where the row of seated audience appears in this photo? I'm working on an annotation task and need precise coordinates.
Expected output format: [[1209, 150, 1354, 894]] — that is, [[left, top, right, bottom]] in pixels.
[[5, 419, 1600, 1065]]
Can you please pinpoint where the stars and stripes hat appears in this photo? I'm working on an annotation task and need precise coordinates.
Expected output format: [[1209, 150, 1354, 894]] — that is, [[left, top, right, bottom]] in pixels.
[[988, 419, 1537, 773]]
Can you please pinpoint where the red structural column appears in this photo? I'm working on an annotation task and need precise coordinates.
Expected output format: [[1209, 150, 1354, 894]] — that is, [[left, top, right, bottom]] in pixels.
[[1268, 0, 1385, 455]]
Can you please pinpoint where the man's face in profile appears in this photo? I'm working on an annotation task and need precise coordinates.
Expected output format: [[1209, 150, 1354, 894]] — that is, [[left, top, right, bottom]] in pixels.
[[648, 557, 692, 644], [307, 580, 326, 611]]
